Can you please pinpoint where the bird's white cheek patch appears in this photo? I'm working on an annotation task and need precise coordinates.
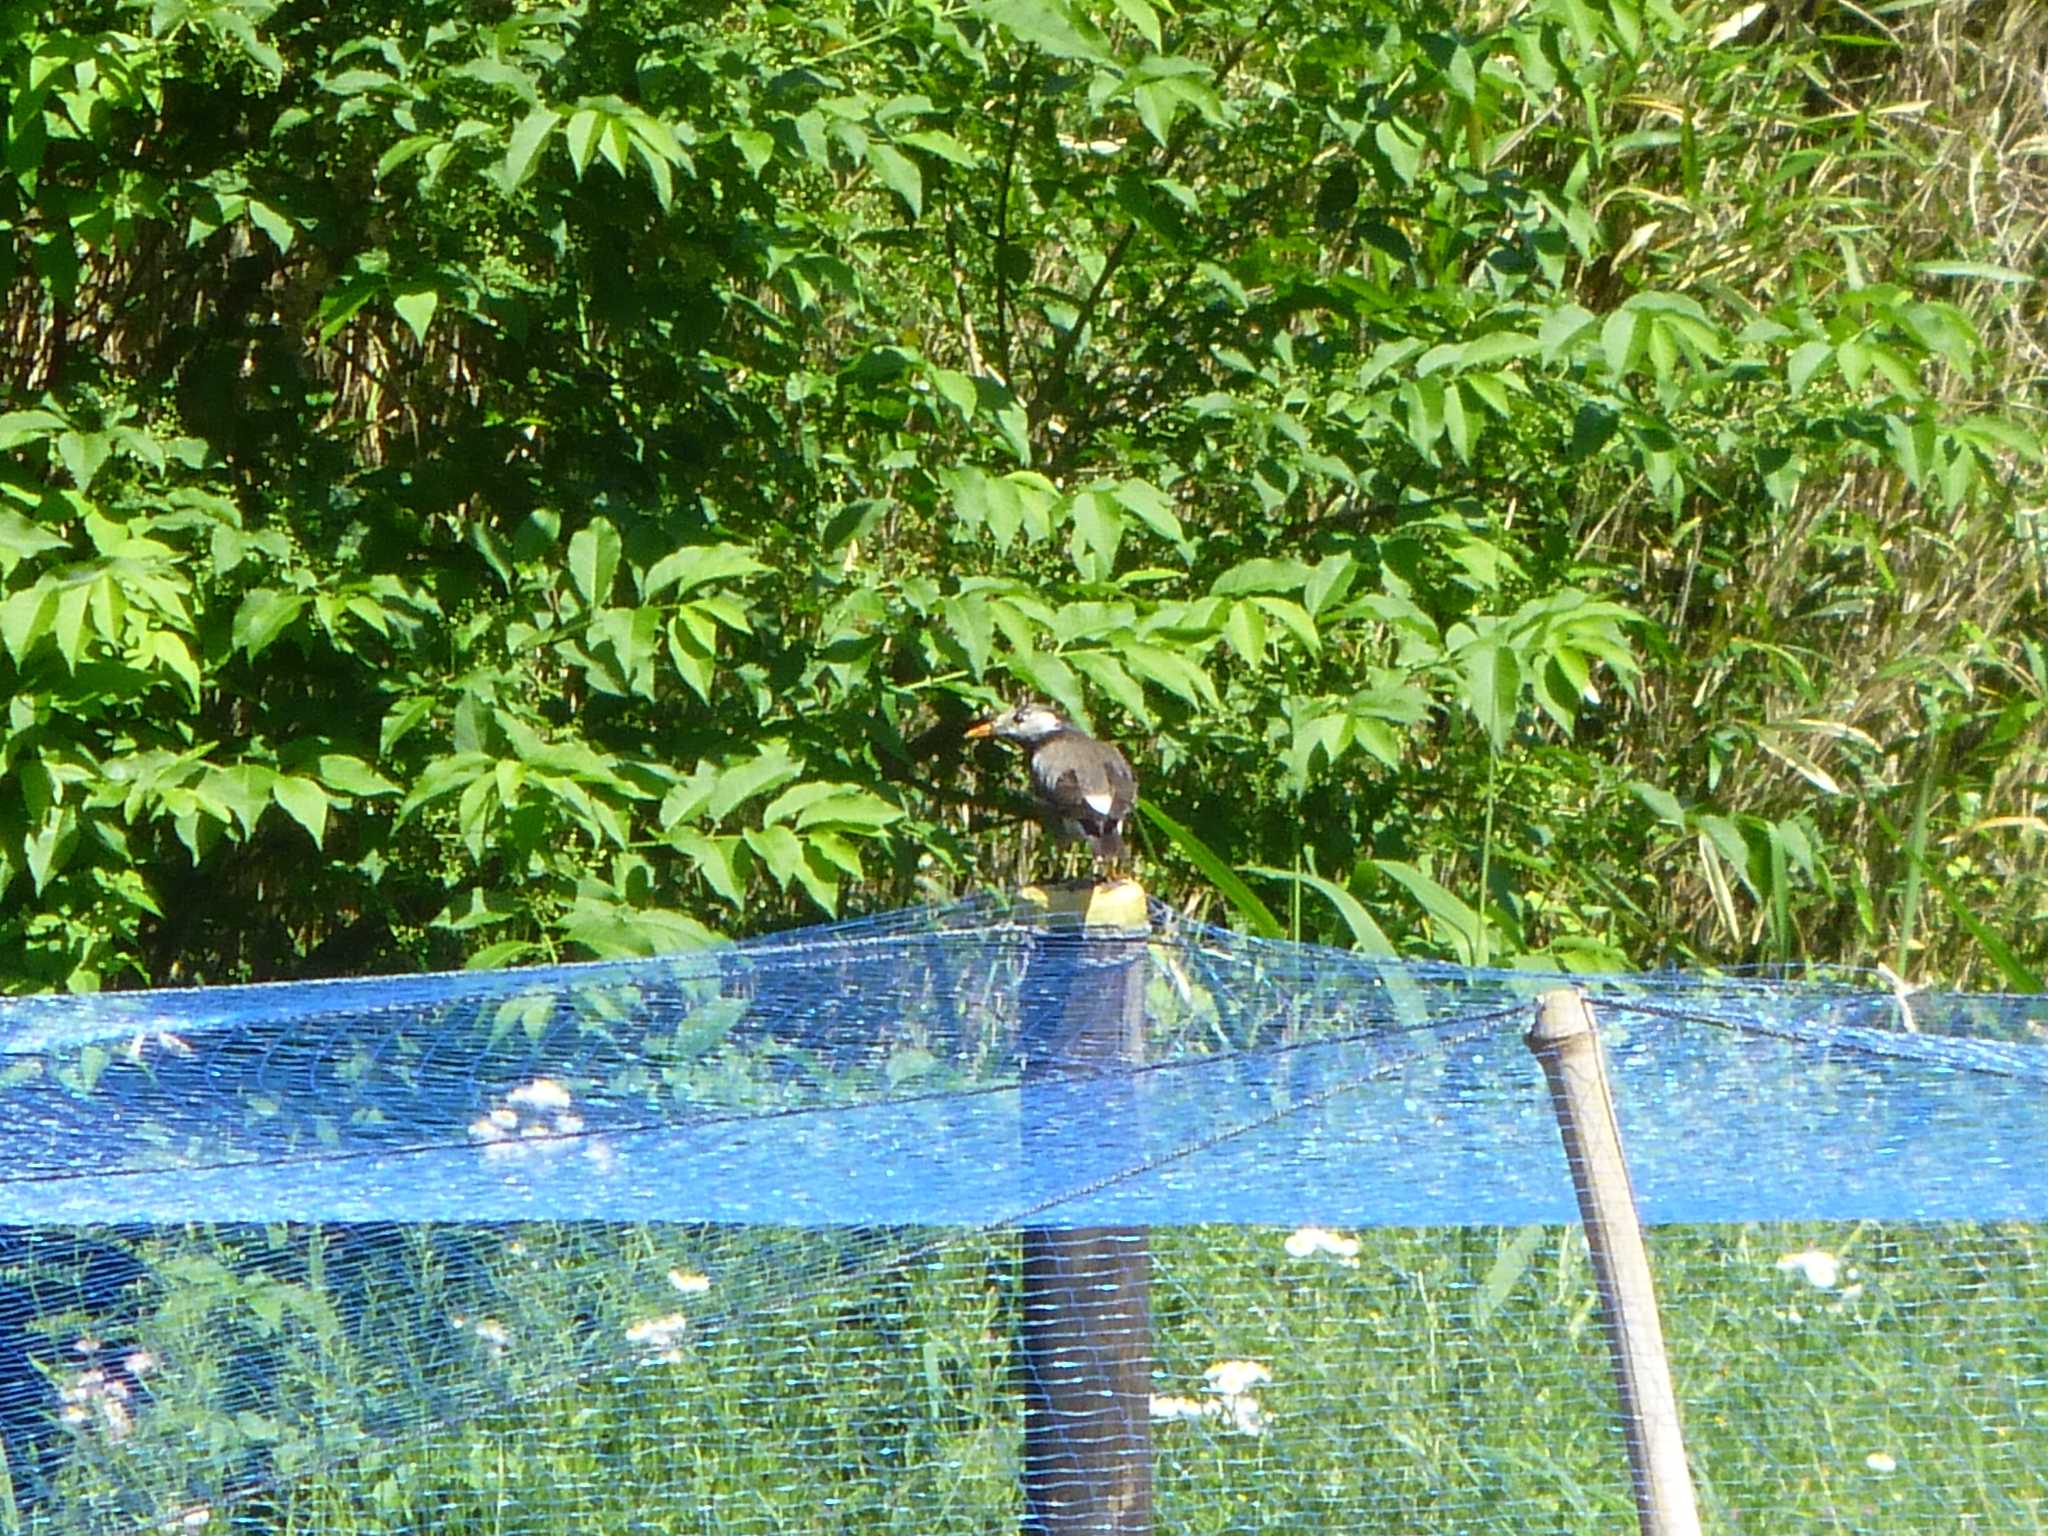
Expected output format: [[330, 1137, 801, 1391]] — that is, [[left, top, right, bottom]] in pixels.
[[1084, 792, 1116, 816]]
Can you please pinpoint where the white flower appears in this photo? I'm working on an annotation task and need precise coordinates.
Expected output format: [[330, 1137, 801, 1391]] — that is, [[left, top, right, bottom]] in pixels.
[[1283, 1226, 1361, 1264], [626, 1312, 692, 1362], [59, 1365, 136, 1440], [1202, 1359, 1272, 1398], [1222, 1394, 1268, 1436], [1866, 1451, 1898, 1473], [625, 1313, 690, 1347], [668, 1269, 712, 1295], [452, 1315, 511, 1354], [1198, 1360, 1272, 1436], [1776, 1248, 1841, 1289], [509, 1077, 573, 1110], [472, 1084, 602, 1160], [1148, 1394, 1216, 1423]]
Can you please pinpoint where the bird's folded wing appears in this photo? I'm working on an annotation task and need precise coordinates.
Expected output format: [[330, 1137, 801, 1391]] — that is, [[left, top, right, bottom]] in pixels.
[[1041, 759, 1135, 822]]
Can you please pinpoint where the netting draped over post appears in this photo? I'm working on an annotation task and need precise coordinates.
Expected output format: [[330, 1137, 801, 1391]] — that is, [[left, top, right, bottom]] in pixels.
[[1, 892, 2044, 1532]]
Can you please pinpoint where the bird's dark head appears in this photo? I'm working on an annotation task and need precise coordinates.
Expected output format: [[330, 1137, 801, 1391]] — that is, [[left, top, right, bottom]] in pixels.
[[965, 702, 1069, 745]]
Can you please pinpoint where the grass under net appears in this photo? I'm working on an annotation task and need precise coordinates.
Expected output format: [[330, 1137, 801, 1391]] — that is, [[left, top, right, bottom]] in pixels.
[[0, 892, 2043, 1532]]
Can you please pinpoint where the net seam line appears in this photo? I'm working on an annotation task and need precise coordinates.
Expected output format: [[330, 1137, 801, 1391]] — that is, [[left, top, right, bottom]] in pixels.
[[1596, 996, 2048, 1085], [990, 1003, 1522, 1229]]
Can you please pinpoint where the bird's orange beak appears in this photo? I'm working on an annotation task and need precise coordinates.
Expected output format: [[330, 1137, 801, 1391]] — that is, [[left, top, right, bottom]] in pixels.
[[964, 719, 996, 739]]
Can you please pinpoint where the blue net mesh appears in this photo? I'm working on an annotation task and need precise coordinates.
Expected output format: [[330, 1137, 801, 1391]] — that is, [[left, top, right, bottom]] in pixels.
[[2, 893, 2044, 1530]]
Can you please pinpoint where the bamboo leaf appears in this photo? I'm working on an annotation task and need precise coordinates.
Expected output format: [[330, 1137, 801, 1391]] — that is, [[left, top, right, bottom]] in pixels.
[[1140, 802, 1284, 938]]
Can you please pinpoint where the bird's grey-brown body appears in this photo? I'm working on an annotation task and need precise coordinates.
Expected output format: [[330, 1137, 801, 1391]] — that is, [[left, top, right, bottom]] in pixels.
[[967, 704, 1137, 870]]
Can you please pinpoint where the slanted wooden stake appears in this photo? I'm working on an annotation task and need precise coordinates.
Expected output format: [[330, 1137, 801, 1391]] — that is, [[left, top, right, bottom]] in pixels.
[[1017, 879, 1151, 1536], [1527, 988, 1703, 1536]]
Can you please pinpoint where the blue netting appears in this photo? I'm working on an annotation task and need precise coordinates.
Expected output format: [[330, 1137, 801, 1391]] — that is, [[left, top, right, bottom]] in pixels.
[[4, 894, 2041, 1227], [1, 895, 2043, 1531]]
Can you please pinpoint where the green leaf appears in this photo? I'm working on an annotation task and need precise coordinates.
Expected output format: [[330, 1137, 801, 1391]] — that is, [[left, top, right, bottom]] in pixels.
[[792, 790, 904, 832], [568, 518, 622, 606], [978, 0, 1113, 61], [731, 128, 774, 173], [627, 126, 677, 207], [1069, 489, 1123, 570], [0, 409, 66, 448], [1251, 597, 1320, 655], [391, 286, 438, 345], [1538, 304, 1599, 362], [143, 630, 202, 703], [0, 508, 66, 566], [246, 199, 294, 254], [1628, 780, 1687, 826], [1137, 801, 1284, 939], [56, 431, 110, 491], [1600, 309, 1643, 378], [1786, 338, 1833, 395], [1111, 479, 1186, 547], [1123, 642, 1218, 709], [271, 776, 330, 849], [1373, 119, 1424, 185], [1222, 598, 1266, 660], [643, 543, 768, 599], [232, 589, 306, 659], [316, 754, 401, 798], [1109, 0, 1162, 48], [381, 697, 435, 755], [1372, 859, 1485, 963], [1248, 865, 1396, 956], [1212, 557, 1310, 597], [1068, 649, 1151, 724], [667, 617, 715, 702], [670, 829, 748, 908], [500, 106, 562, 193], [705, 746, 803, 823], [1910, 260, 2035, 286], [1474, 1227, 1549, 1327], [744, 823, 806, 888], [567, 109, 604, 175], [1006, 650, 1089, 722], [1455, 631, 1521, 751], [1132, 79, 1180, 147], [896, 129, 978, 167], [940, 593, 994, 677], [51, 584, 91, 667], [867, 142, 922, 217]]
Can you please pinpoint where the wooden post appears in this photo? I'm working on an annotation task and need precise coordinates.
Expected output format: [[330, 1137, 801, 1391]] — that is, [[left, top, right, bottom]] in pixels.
[[1526, 988, 1703, 1536], [1017, 879, 1151, 1536]]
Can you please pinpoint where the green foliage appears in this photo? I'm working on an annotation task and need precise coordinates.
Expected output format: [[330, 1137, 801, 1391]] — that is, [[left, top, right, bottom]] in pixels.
[[1, 0, 2042, 986]]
